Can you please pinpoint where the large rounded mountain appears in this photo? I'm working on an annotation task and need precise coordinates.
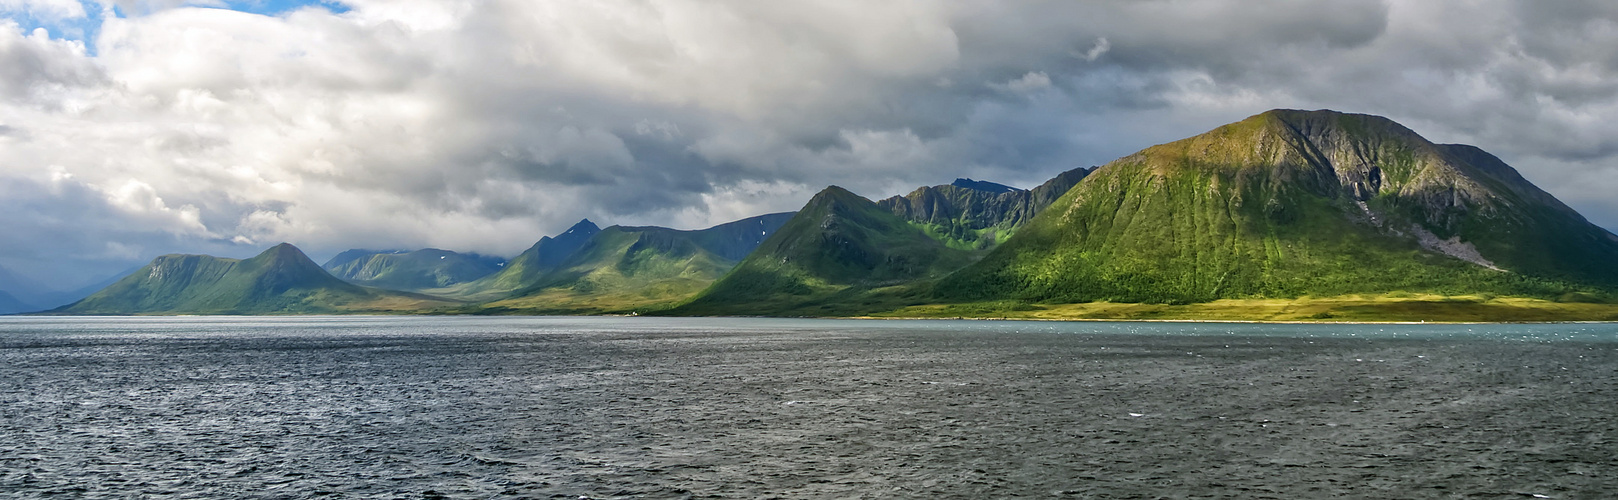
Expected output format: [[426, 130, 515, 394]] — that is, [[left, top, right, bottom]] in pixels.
[[938, 109, 1618, 303]]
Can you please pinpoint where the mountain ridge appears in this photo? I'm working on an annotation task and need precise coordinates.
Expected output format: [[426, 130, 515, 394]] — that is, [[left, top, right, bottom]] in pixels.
[[475, 212, 795, 314], [879, 167, 1093, 249], [323, 248, 505, 291], [442, 219, 602, 300], [55, 243, 452, 315]]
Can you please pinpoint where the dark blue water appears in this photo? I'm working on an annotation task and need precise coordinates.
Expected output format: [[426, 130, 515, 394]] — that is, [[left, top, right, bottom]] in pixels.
[[2, 317, 1616, 498]]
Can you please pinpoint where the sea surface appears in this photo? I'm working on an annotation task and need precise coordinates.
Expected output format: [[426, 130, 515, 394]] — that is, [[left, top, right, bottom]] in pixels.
[[2, 316, 1616, 498]]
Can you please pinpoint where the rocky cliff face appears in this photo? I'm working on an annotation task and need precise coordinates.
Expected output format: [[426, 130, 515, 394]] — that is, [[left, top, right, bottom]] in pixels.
[[1254, 110, 1617, 281], [877, 167, 1093, 249], [1256, 110, 1555, 233]]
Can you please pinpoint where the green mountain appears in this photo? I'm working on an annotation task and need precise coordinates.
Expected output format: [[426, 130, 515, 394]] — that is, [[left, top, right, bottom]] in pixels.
[[878, 167, 1092, 249], [439, 219, 602, 300], [54, 243, 454, 315], [322, 248, 504, 291], [936, 109, 1618, 305], [477, 213, 794, 313], [674, 186, 978, 315]]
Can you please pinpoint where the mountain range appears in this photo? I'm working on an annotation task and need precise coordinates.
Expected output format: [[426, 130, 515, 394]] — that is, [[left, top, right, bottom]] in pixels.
[[40, 109, 1618, 321], [323, 248, 506, 291], [472, 212, 795, 314], [0, 265, 130, 314], [57, 244, 454, 315]]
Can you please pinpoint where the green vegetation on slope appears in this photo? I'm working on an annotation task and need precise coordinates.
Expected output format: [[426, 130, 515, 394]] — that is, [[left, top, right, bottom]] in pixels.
[[878, 167, 1092, 250], [55, 243, 454, 315], [674, 186, 975, 316], [435, 219, 601, 300], [935, 109, 1618, 305], [871, 294, 1618, 323], [471, 213, 795, 314], [322, 248, 504, 291]]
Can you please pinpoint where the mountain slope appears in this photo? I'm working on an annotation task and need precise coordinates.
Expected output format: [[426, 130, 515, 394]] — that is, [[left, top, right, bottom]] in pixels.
[[0, 265, 50, 311], [675, 186, 974, 315], [55, 244, 453, 314], [949, 178, 1018, 193], [878, 167, 1092, 249], [323, 248, 504, 291], [937, 109, 1618, 304], [441, 219, 601, 300], [0, 289, 34, 315], [477, 213, 794, 313]]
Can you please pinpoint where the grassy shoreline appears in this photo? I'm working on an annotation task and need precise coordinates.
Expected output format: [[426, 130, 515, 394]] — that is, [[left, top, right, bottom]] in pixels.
[[24, 293, 1618, 323], [860, 293, 1618, 323]]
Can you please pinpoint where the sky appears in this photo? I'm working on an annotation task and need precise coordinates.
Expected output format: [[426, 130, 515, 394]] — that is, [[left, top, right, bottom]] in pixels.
[[2, 0, 1617, 289]]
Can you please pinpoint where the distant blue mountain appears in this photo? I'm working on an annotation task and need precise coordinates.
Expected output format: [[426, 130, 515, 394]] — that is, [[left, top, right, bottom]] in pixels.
[[0, 289, 36, 315]]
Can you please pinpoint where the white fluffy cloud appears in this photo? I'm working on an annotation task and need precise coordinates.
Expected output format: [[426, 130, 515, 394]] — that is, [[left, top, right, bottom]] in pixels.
[[1, 0, 1617, 287], [0, 0, 86, 21]]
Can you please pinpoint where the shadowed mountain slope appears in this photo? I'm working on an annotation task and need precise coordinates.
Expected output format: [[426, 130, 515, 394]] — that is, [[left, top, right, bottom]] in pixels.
[[0, 290, 33, 315], [440, 219, 602, 300], [879, 167, 1093, 249], [323, 248, 504, 291], [476, 212, 794, 313]]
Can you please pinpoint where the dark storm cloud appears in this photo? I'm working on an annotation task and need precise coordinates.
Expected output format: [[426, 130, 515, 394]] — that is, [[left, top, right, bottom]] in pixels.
[[2, 0, 1618, 288], [0, 175, 247, 287]]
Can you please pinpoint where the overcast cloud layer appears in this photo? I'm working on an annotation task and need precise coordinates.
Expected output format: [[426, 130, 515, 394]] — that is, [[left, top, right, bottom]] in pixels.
[[2, 0, 1617, 287]]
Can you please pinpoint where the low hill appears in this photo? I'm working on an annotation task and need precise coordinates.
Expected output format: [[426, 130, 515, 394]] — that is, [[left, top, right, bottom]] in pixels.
[[54, 243, 454, 315], [323, 248, 504, 291], [935, 109, 1618, 305]]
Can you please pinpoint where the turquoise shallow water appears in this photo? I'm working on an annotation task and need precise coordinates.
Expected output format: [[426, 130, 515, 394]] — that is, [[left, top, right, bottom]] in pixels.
[[2, 316, 1615, 498]]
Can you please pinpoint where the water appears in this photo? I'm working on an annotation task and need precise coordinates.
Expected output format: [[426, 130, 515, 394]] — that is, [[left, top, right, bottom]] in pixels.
[[2, 316, 1616, 498]]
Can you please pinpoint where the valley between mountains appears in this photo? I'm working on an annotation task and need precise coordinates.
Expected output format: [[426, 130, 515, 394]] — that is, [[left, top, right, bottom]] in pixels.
[[46, 110, 1618, 322]]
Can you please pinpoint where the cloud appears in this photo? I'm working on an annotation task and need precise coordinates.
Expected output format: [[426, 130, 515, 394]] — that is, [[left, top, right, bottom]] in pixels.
[[0, 21, 102, 103], [1074, 37, 1109, 62], [2, 0, 1618, 287], [0, 0, 86, 21], [994, 71, 1051, 93]]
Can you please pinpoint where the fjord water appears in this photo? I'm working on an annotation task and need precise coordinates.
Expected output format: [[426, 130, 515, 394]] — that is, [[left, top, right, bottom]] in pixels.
[[2, 317, 1616, 498]]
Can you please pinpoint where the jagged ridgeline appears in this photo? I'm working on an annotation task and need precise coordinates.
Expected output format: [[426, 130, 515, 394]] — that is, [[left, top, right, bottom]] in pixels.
[[322, 249, 506, 291], [56, 244, 454, 314], [676, 171, 1090, 315], [878, 168, 1092, 249], [474, 213, 795, 314], [939, 109, 1618, 304]]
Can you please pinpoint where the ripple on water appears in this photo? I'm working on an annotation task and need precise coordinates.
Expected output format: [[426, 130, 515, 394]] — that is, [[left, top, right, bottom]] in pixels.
[[1, 316, 1617, 498]]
